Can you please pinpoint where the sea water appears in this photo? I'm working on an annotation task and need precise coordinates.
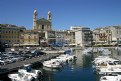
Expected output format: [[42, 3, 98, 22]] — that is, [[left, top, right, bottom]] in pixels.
[[36, 49, 98, 81]]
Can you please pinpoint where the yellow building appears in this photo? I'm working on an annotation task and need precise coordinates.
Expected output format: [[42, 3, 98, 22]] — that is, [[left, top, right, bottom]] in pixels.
[[19, 30, 39, 46], [0, 24, 25, 46]]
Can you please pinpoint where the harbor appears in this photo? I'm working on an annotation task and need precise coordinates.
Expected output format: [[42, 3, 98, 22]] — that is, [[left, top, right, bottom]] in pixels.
[[0, 48, 92, 81], [1, 0, 121, 81], [0, 49, 65, 76], [0, 47, 121, 81]]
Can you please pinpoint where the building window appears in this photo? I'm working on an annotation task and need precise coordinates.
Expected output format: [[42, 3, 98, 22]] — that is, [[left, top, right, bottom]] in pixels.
[[42, 25, 44, 30], [2, 31, 4, 33], [28, 36, 30, 39], [34, 36, 36, 39]]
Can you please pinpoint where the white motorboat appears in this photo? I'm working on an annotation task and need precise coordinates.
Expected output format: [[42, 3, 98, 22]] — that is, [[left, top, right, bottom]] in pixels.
[[8, 64, 42, 81], [99, 67, 121, 75], [50, 58, 67, 64], [98, 61, 121, 74], [43, 60, 62, 69], [92, 56, 110, 69], [92, 56, 121, 69], [57, 54, 76, 61], [100, 75, 121, 81], [92, 56, 121, 74], [43, 66, 61, 72], [8, 73, 36, 81]]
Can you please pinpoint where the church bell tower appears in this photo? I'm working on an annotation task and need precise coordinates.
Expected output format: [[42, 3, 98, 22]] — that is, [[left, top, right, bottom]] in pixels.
[[47, 11, 52, 22], [33, 10, 38, 30]]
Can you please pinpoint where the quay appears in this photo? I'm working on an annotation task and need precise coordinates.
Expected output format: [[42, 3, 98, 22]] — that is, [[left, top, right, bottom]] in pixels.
[[0, 50, 64, 76], [42, 50, 65, 54]]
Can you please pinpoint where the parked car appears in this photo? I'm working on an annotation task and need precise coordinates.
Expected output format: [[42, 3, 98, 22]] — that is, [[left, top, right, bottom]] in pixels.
[[32, 50, 45, 57]]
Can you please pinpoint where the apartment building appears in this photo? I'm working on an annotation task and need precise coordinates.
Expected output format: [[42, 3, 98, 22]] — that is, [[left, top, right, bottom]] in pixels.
[[19, 30, 39, 46], [71, 26, 92, 47], [0, 24, 26, 46], [93, 26, 121, 46]]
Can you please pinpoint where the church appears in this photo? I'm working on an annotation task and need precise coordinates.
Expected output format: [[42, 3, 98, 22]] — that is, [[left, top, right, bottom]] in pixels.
[[19, 10, 54, 47], [20, 10, 75, 46], [33, 10, 52, 31]]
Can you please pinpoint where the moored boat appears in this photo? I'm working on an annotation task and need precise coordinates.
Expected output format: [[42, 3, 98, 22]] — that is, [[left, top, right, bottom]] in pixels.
[[8, 64, 42, 81], [100, 75, 121, 81], [43, 60, 62, 69]]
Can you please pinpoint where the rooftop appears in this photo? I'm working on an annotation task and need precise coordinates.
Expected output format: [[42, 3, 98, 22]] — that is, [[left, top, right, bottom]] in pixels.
[[37, 18, 51, 24]]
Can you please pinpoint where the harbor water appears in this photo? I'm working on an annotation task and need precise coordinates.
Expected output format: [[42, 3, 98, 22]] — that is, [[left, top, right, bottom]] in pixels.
[[35, 49, 97, 81], [1, 47, 121, 81]]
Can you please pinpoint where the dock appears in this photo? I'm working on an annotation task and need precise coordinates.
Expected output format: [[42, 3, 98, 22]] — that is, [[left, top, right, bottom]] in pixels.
[[0, 50, 64, 75], [42, 50, 65, 54]]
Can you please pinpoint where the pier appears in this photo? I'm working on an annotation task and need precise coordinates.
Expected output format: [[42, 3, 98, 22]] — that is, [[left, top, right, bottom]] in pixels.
[[0, 51, 64, 76]]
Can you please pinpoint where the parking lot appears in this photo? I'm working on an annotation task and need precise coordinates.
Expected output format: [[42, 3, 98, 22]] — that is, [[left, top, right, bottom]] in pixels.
[[0, 49, 45, 66]]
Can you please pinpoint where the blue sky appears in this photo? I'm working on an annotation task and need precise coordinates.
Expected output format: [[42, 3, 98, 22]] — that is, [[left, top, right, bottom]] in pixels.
[[0, 0, 121, 30]]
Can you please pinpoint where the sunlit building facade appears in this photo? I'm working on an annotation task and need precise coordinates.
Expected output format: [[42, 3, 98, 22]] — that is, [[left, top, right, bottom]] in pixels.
[[0, 24, 26, 46], [71, 26, 93, 47], [92, 26, 121, 46], [19, 30, 39, 46]]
